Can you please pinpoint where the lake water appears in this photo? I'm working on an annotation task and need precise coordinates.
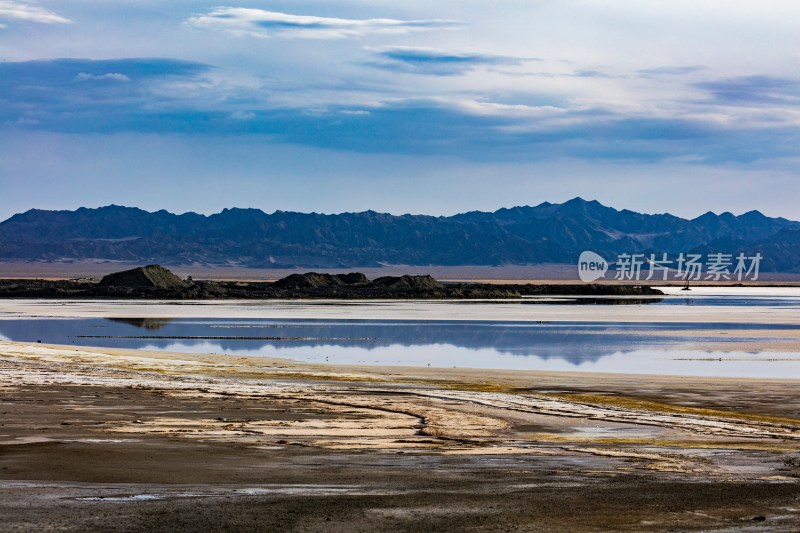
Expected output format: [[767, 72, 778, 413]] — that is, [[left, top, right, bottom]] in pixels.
[[2, 287, 800, 379]]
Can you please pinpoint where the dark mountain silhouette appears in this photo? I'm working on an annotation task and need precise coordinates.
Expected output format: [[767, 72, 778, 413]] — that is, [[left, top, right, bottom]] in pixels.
[[1, 198, 798, 271]]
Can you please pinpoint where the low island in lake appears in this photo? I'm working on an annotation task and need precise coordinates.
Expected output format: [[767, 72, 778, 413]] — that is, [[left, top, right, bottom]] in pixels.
[[0, 264, 663, 300]]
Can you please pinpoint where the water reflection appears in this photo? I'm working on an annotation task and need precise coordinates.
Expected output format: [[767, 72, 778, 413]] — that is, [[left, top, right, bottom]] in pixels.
[[106, 317, 175, 330], [0, 317, 798, 377]]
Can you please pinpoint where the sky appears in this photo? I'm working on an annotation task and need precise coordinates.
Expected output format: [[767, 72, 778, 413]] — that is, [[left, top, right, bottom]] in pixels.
[[1, 0, 799, 221]]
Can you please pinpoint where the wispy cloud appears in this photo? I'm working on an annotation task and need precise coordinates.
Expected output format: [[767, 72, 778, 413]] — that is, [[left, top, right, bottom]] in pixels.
[[2, 57, 799, 167], [572, 69, 613, 79], [638, 65, 706, 78], [0, 58, 211, 128], [366, 46, 525, 76], [695, 75, 800, 106], [185, 7, 463, 39], [74, 72, 131, 82], [1, 58, 209, 84], [0, 0, 71, 25]]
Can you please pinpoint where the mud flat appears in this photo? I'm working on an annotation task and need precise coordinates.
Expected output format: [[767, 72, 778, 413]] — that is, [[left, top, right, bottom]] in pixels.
[[2, 340, 800, 532]]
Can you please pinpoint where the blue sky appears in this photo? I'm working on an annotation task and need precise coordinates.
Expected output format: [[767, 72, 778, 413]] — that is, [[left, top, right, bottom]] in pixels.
[[1, 0, 799, 220]]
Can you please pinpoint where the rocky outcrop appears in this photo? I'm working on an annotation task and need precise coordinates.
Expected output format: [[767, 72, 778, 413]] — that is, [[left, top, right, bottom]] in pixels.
[[272, 272, 368, 289], [0, 268, 664, 301], [372, 275, 443, 291], [98, 265, 189, 289]]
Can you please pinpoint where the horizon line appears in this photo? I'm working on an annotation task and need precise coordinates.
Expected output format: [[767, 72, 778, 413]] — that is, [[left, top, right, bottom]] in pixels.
[[1, 197, 785, 224]]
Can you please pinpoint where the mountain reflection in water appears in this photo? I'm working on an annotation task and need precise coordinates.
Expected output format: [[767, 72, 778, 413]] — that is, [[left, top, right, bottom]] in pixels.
[[0, 317, 794, 366]]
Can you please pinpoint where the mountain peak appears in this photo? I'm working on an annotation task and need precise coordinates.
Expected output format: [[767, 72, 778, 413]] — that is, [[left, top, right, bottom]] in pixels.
[[556, 197, 613, 215], [693, 211, 718, 222], [563, 196, 591, 205], [740, 210, 768, 220]]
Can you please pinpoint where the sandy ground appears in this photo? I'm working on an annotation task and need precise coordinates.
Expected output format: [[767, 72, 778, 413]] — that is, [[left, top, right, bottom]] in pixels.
[[2, 340, 800, 531]]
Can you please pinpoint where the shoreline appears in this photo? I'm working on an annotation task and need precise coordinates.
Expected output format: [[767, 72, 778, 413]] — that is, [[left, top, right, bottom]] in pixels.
[[3, 292, 800, 325], [3, 339, 800, 531], [5, 339, 800, 442], [6, 339, 800, 385]]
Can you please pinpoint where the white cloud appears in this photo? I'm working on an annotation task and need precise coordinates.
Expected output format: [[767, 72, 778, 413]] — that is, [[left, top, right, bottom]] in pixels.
[[74, 72, 131, 82], [185, 7, 462, 39], [0, 0, 71, 25]]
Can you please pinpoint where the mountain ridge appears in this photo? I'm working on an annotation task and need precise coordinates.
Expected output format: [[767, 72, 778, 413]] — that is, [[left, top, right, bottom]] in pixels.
[[2, 198, 799, 271]]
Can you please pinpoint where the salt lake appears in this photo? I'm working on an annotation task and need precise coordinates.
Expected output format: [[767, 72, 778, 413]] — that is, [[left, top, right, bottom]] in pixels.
[[1, 287, 799, 378]]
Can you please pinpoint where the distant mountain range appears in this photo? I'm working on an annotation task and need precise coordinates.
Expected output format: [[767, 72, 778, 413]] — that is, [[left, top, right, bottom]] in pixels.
[[1, 198, 799, 272]]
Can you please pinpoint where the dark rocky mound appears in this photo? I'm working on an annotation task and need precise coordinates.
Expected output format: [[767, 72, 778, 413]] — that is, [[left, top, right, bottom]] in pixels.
[[98, 265, 189, 289], [272, 272, 368, 289], [336, 272, 370, 285], [0, 268, 663, 301], [512, 283, 664, 297], [372, 275, 443, 291]]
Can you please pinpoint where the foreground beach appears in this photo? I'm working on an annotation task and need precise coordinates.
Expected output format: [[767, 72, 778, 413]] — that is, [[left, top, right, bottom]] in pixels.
[[2, 340, 800, 531]]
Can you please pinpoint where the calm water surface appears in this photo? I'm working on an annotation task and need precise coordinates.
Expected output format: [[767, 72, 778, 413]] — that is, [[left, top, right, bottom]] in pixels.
[[1, 308, 798, 378]]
